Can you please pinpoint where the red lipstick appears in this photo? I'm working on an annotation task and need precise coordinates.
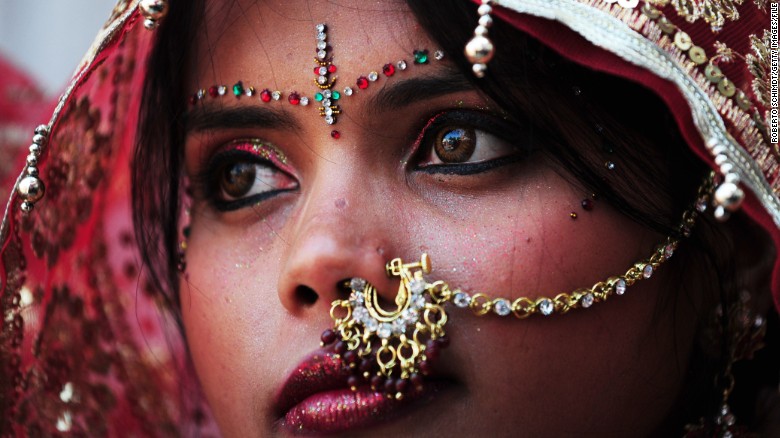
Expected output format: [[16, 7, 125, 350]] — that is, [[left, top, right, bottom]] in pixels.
[[275, 350, 442, 435]]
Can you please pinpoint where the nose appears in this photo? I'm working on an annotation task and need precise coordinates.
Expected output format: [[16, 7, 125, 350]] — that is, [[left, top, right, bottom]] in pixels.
[[277, 194, 401, 317]]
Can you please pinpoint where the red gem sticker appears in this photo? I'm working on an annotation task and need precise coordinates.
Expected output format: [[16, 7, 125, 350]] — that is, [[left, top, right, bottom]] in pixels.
[[260, 89, 272, 103], [356, 76, 369, 89], [382, 63, 395, 77], [289, 92, 301, 105], [331, 130, 341, 139], [328, 64, 337, 73], [208, 86, 218, 97]]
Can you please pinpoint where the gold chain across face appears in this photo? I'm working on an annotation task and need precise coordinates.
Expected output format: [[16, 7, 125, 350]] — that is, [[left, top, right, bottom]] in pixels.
[[319, 173, 716, 400]]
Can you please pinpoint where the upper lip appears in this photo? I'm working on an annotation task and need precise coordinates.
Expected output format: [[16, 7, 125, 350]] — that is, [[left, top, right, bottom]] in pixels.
[[273, 349, 352, 417]]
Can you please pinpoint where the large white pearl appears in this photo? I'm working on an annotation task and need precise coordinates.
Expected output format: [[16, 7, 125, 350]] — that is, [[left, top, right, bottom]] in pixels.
[[140, 0, 168, 20], [714, 182, 744, 211], [464, 35, 495, 64], [18, 176, 45, 203]]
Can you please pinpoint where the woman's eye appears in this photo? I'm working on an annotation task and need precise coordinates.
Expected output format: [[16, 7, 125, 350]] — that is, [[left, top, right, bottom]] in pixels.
[[435, 127, 477, 163], [416, 111, 522, 173], [199, 141, 298, 211], [218, 161, 263, 199]]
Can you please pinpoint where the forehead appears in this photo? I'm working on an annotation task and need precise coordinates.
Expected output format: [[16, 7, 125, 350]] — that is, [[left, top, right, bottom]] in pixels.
[[188, 0, 435, 90]]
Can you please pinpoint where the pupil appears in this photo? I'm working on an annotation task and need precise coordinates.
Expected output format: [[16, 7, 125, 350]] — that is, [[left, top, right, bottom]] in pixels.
[[435, 127, 476, 163], [441, 129, 468, 152], [221, 162, 256, 198]]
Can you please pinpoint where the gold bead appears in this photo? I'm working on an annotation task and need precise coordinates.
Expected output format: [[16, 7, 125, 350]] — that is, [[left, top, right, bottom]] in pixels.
[[421, 253, 431, 274]]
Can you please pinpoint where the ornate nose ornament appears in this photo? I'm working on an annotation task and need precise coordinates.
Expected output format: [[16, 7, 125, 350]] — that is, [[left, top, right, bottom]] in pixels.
[[320, 254, 451, 399]]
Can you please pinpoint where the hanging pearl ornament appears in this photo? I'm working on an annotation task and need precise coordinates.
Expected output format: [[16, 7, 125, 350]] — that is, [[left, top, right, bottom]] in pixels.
[[464, 0, 495, 78], [17, 125, 49, 213], [139, 0, 168, 30]]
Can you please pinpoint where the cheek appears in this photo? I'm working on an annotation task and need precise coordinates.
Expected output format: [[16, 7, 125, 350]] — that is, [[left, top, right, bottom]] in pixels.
[[179, 213, 291, 434], [409, 172, 653, 295], [404, 172, 686, 433]]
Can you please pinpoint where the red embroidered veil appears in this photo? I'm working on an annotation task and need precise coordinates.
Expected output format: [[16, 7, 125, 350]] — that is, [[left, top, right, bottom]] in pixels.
[[0, 0, 776, 435]]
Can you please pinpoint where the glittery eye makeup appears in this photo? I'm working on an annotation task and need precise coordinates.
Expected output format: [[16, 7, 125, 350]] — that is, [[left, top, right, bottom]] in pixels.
[[413, 110, 529, 175], [193, 139, 298, 212]]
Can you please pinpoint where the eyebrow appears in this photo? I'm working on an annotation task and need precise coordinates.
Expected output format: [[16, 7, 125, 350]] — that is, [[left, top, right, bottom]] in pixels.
[[184, 105, 300, 133], [365, 67, 474, 114]]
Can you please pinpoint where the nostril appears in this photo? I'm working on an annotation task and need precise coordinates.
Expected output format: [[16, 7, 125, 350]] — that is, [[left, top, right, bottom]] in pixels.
[[294, 285, 318, 306]]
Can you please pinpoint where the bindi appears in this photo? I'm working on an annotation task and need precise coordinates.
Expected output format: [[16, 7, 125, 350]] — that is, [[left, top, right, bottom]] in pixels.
[[187, 23, 446, 140]]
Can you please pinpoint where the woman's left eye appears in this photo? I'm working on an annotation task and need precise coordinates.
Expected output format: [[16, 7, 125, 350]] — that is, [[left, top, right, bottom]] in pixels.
[[415, 111, 521, 174]]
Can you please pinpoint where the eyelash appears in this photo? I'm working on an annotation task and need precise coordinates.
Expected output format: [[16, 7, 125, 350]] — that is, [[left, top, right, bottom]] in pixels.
[[412, 110, 528, 175]]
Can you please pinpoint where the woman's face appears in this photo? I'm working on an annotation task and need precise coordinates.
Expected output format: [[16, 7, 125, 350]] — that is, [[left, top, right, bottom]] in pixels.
[[181, 1, 697, 435]]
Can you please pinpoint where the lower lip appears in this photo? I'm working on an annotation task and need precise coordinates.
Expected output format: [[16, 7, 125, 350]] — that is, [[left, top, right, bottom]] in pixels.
[[281, 385, 437, 435]]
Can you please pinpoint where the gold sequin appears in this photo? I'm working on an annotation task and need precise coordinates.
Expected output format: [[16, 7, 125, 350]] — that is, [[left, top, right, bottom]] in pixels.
[[688, 46, 707, 65], [657, 17, 676, 34], [717, 78, 736, 97], [704, 64, 724, 83], [674, 31, 693, 51], [641, 4, 661, 19], [735, 90, 751, 111]]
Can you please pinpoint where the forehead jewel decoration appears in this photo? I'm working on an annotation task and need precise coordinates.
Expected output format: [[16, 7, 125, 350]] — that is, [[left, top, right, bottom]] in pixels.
[[314, 24, 342, 128], [187, 23, 446, 142]]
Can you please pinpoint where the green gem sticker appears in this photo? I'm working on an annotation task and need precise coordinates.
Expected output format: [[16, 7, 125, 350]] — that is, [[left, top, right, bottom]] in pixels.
[[233, 82, 244, 96], [315, 93, 324, 102], [332, 91, 341, 100], [413, 50, 429, 64]]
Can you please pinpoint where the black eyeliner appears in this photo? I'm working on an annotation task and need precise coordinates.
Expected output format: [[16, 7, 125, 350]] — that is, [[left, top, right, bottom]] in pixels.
[[412, 109, 530, 175], [417, 154, 524, 175]]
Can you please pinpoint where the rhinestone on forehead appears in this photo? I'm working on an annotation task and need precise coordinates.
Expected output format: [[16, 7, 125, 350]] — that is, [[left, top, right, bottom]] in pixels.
[[187, 32, 447, 137], [313, 23, 342, 130]]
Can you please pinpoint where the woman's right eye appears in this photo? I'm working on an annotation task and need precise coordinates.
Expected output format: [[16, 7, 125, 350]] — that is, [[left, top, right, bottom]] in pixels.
[[201, 140, 298, 211]]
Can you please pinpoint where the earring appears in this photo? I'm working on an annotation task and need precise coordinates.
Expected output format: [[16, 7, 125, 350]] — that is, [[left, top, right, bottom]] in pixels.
[[176, 225, 189, 273], [139, 0, 168, 30], [684, 290, 767, 437], [464, 0, 496, 78], [177, 190, 191, 274]]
